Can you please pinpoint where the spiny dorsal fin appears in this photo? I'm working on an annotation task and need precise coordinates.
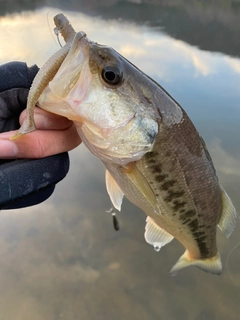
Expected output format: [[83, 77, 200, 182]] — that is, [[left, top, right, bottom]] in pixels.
[[105, 169, 124, 211], [218, 185, 237, 238], [144, 216, 173, 250]]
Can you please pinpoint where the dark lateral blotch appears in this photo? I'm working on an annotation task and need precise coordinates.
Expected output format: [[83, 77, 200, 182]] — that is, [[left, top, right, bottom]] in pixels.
[[185, 209, 196, 218], [151, 165, 162, 173], [161, 179, 177, 191], [173, 200, 186, 211], [145, 151, 158, 160], [164, 190, 184, 202], [188, 219, 198, 232], [148, 159, 157, 165], [155, 174, 168, 183]]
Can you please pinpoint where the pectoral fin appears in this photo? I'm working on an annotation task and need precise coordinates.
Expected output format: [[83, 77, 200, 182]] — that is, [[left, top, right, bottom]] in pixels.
[[218, 185, 237, 238], [122, 163, 159, 213], [144, 216, 173, 250], [105, 170, 124, 211]]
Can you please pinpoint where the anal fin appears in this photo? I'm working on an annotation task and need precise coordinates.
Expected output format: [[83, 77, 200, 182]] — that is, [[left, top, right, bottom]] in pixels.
[[144, 216, 173, 251]]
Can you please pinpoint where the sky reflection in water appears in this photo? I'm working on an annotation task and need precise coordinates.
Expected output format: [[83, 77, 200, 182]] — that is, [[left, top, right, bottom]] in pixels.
[[0, 6, 240, 320]]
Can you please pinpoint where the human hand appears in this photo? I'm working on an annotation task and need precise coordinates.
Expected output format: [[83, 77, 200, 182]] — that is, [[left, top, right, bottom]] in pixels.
[[0, 107, 81, 158]]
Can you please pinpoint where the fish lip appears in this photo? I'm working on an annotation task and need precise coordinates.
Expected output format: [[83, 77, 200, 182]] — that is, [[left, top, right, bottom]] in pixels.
[[78, 32, 90, 55], [79, 31, 87, 39], [69, 31, 90, 60]]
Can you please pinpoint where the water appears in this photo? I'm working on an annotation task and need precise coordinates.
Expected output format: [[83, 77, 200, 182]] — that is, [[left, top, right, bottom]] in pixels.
[[0, 1, 240, 319], [153, 245, 161, 252]]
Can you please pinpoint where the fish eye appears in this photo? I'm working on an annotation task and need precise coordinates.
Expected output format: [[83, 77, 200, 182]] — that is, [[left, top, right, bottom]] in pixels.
[[102, 65, 122, 86]]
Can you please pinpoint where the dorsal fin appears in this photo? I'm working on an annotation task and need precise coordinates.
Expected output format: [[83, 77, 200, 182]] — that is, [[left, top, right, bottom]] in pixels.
[[218, 185, 237, 238]]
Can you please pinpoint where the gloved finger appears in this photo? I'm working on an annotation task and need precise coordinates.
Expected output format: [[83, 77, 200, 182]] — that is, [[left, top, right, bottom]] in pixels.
[[0, 88, 29, 132], [0, 124, 81, 159], [0, 153, 69, 209], [0, 62, 39, 133], [19, 107, 74, 131]]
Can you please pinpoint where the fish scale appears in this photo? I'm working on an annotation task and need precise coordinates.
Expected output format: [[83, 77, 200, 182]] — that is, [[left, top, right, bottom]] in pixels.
[[137, 136, 219, 260]]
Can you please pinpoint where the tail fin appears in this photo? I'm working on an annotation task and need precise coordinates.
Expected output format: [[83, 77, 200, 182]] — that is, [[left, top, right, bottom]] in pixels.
[[170, 251, 222, 276]]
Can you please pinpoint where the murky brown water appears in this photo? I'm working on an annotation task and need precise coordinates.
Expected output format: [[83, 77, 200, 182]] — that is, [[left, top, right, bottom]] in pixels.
[[0, 2, 240, 319]]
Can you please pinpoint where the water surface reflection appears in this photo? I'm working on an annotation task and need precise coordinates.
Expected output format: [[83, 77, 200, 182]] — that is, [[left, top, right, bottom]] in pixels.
[[0, 5, 240, 320]]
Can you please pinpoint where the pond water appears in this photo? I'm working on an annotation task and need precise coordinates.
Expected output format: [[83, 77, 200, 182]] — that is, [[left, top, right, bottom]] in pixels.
[[0, 1, 240, 319]]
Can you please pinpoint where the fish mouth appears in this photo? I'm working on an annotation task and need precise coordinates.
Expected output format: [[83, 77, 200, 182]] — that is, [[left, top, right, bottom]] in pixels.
[[45, 32, 91, 100], [74, 31, 89, 56], [37, 31, 93, 122]]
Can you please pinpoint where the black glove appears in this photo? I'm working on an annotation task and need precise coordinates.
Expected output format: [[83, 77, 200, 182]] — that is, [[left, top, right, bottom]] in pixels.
[[0, 61, 70, 209]]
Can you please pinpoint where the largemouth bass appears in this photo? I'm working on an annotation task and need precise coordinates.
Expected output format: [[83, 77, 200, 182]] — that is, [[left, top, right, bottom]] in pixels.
[[12, 14, 237, 275]]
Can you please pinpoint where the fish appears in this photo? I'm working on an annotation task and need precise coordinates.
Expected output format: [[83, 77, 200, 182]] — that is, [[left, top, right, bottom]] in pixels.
[[11, 13, 237, 275]]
